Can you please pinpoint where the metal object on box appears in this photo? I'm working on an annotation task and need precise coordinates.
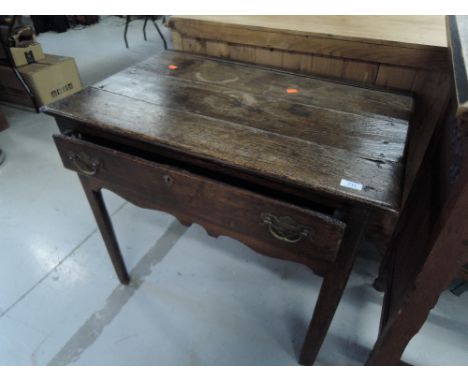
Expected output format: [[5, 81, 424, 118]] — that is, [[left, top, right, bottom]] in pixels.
[[7, 26, 36, 47], [4, 26, 44, 67], [9, 42, 45, 66]]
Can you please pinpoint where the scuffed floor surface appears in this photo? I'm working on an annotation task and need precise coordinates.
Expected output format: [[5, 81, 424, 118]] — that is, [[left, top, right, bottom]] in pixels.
[[1, 16, 467, 366]]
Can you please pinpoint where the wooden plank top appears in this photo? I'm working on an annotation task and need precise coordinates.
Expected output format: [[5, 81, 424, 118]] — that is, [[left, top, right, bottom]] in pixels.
[[44, 50, 413, 212], [170, 16, 447, 50], [447, 15, 468, 121]]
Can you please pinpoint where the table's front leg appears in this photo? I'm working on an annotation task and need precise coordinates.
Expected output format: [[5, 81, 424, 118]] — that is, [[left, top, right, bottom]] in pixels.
[[299, 207, 370, 365], [79, 175, 130, 285]]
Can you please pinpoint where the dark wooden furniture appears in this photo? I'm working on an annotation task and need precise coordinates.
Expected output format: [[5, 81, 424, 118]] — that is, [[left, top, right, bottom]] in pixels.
[[168, 16, 452, 265], [44, 50, 412, 365], [366, 15, 468, 366]]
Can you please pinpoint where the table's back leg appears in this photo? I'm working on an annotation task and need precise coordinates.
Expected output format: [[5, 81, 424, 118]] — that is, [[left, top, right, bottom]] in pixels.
[[299, 208, 370, 365], [79, 175, 130, 285]]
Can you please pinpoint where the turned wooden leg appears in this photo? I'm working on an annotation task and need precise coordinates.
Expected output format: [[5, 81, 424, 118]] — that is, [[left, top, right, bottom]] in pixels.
[[299, 208, 370, 365], [79, 175, 130, 285]]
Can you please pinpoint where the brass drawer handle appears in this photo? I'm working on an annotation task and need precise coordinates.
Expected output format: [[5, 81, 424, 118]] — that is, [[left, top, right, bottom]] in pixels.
[[261, 213, 309, 243], [68, 151, 101, 176]]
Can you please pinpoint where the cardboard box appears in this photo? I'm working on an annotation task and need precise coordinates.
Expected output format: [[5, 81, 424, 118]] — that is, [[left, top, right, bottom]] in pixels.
[[0, 54, 83, 107], [9, 42, 45, 67], [20, 55, 83, 105]]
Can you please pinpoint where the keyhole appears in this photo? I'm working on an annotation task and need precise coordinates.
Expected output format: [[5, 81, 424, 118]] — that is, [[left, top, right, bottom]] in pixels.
[[163, 175, 174, 187]]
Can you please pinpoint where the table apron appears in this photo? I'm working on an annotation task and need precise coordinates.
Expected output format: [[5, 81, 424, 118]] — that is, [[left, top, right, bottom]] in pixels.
[[54, 133, 347, 270]]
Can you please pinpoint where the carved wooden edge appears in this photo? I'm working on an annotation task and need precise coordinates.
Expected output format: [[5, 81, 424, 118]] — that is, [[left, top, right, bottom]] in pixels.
[[367, 182, 468, 365], [82, 175, 335, 277], [77, 151, 370, 367], [54, 131, 346, 250], [366, 23, 468, 361]]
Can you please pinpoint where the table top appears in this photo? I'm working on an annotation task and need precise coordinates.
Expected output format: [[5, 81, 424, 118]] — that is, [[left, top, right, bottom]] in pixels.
[[447, 15, 468, 121], [170, 16, 447, 50], [45, 50, 412, 212]]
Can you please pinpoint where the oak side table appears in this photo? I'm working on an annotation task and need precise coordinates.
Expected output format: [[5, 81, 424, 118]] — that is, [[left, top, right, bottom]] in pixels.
[[45, 50, 412, 365]]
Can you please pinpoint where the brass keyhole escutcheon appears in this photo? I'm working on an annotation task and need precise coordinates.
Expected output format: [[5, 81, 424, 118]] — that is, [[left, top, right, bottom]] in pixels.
[[163, 174, 174, 187]]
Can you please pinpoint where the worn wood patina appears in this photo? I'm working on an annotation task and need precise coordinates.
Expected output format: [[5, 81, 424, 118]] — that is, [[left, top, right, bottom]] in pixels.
[[44, 50, 412, 365], [367, 15, 468, 366]]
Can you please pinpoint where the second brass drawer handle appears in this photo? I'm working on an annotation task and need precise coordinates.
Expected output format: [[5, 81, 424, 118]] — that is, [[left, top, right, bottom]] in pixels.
[[262, 213, 310, 243], [68, 151, 101, 176]]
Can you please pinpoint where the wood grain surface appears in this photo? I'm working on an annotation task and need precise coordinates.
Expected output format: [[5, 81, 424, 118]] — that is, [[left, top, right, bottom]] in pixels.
[[46, 49, 409, 366], [55, 133, 346, 266], [45, 51, 412, 212], [168, 16, 448, 70], [169, 16, 447, 48], [367, 16, 468, 364], [168, 17, 450, 208]]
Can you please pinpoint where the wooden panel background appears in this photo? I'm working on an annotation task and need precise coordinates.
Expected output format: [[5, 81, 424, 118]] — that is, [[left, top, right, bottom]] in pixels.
[[169, 16, 447, 50], [169, 18, 448, 71]]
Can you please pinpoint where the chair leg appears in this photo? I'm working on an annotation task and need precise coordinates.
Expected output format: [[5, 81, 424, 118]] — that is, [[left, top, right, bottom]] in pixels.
[[143, 16, 149, 41], [299, 208, 370, 365], [123, 16, 130, 48], [151, 17, 167, 50], [79, 176, 130, 285]]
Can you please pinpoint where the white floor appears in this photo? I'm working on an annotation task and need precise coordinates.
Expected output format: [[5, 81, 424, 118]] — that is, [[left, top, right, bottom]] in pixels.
[[0, 16, 467, 366]]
